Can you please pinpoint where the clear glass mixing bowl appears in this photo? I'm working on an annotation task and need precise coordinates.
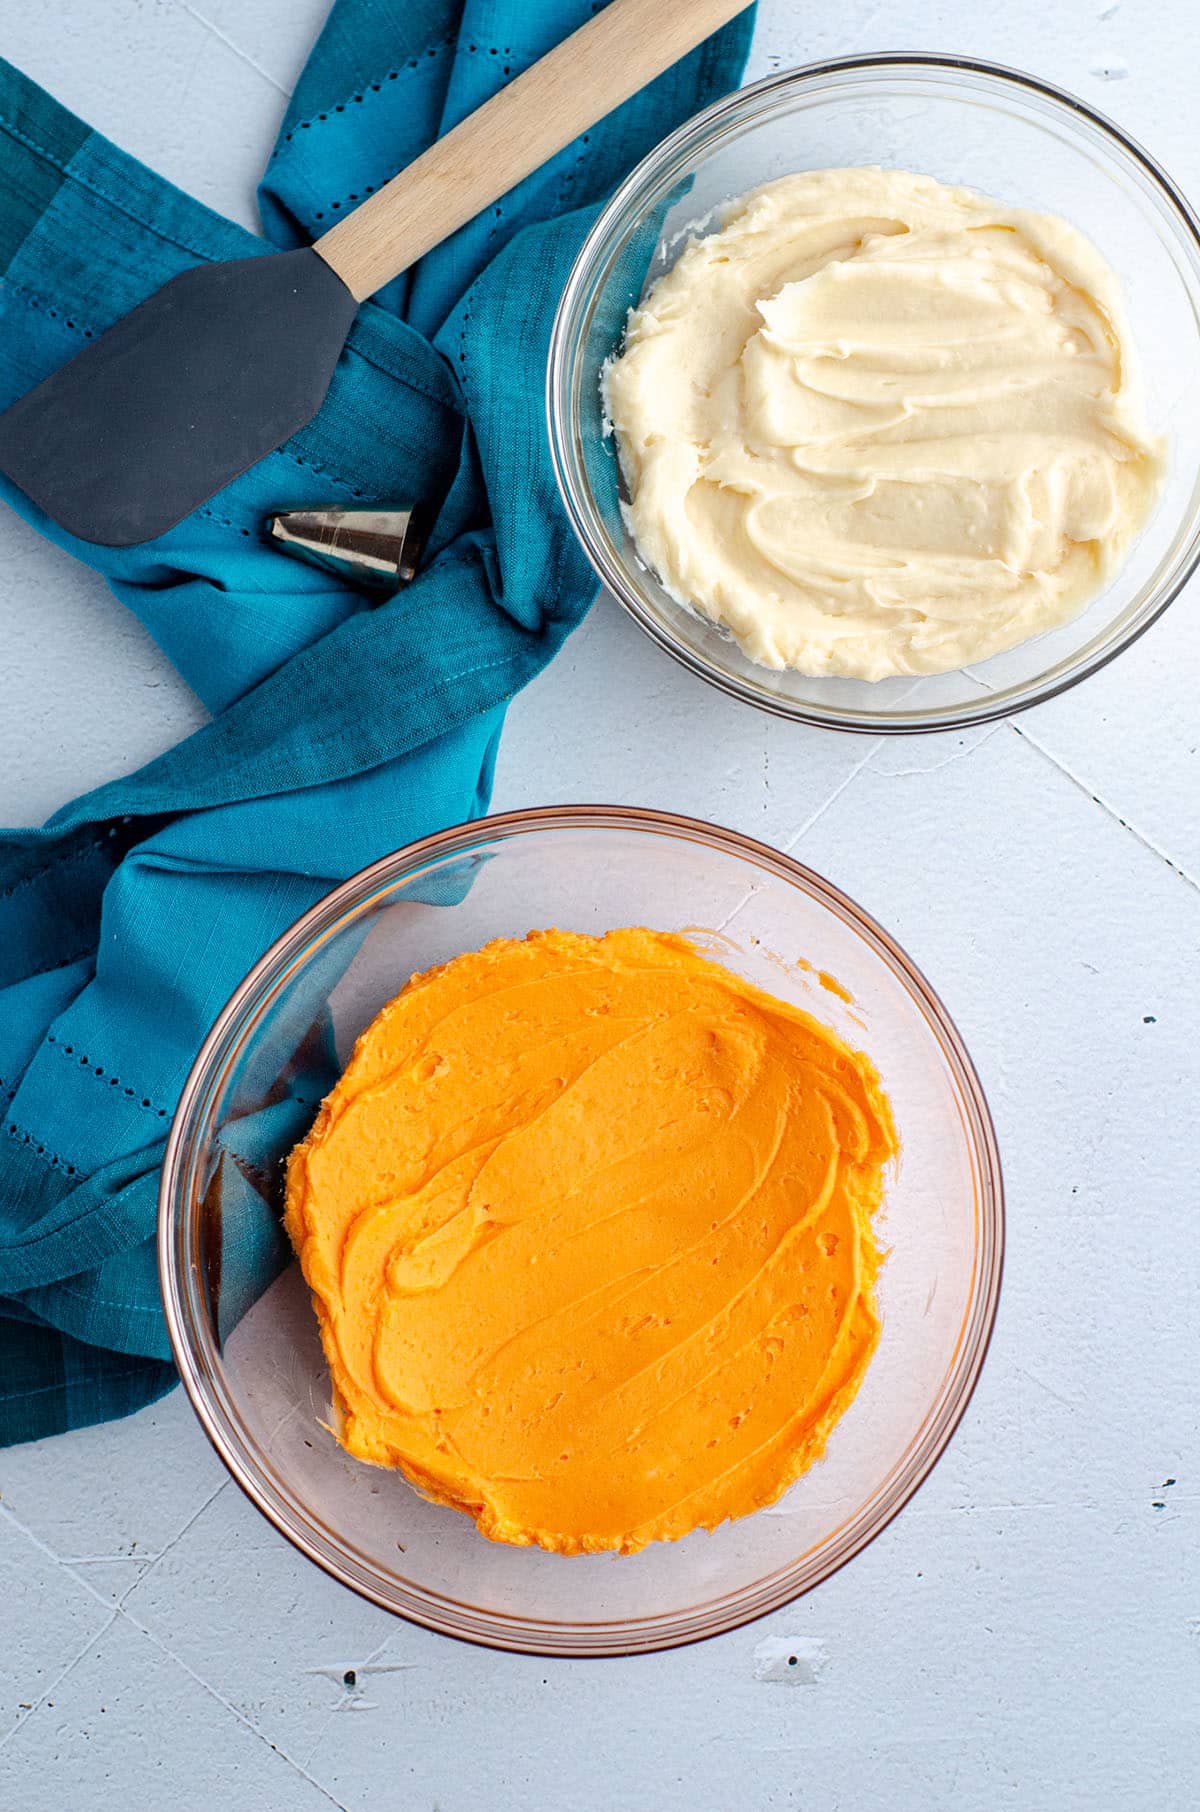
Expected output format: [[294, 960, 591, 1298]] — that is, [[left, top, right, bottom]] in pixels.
[[547, 55, 1200, 732], [159, 808, 1003, 1654]]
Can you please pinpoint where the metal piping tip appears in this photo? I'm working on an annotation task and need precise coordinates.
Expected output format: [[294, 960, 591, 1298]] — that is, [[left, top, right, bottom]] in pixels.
[[267, 504, 427, 593]]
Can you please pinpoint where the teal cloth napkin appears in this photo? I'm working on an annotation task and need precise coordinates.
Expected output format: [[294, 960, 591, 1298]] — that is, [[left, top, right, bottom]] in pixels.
[[0, 0, 754, 1444]]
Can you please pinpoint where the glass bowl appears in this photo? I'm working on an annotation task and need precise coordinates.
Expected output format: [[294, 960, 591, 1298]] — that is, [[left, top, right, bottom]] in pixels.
[[159, 807, 1003, 1655], [547, 55, 1200, 732]]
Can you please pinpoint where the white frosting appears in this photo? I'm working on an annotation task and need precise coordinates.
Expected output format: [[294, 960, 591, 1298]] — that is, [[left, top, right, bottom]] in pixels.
[[604, 168, 1164, 680]]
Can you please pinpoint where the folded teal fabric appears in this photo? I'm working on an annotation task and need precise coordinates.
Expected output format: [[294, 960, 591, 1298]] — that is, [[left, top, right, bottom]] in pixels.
[[0, 0, 754, 1444]]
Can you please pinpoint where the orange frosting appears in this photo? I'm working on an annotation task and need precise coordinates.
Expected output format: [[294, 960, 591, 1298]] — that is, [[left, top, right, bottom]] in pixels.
[[284, 928, 896, 1554]]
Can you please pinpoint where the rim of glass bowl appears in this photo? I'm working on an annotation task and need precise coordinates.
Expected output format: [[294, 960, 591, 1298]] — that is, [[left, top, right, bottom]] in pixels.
[[159, 805, 1005, 1657], [547, 53, 1200, 734]]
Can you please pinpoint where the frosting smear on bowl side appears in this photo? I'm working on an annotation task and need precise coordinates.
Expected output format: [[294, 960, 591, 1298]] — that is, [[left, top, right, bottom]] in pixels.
[[604, 167, 1164, 680], [284, 928, 896, 1555]]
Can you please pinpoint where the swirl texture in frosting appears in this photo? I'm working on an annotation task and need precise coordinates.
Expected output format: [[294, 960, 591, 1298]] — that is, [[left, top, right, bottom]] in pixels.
[[605, 168, 1163, 680], [284, 928, 896, 1554]]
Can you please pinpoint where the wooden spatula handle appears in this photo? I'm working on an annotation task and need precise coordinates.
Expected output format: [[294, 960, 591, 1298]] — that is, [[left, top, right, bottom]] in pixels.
[[313, 0, 748, 302]]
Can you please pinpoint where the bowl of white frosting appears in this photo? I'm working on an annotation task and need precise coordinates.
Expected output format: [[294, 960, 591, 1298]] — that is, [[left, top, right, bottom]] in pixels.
[[547, 54, 1200, 731]]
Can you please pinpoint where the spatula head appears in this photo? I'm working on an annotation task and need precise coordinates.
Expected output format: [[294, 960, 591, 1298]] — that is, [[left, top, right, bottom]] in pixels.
[[0, 247, 359, 547]]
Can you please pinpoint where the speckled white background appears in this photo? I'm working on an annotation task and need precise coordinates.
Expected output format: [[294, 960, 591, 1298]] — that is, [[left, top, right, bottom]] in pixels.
[[1, 2, 1198, 1807]]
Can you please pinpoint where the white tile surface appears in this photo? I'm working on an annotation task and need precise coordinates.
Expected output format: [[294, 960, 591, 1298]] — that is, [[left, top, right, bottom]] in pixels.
[[0, 1611, 343, 1811], [0, 1512, 113, 1747], [1, 1, 1198, 1807]]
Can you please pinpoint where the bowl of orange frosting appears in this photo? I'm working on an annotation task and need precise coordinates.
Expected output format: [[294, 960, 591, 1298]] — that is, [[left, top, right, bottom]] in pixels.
[[548, 56, 1200, 731], [160, 807, 1003, 1654]]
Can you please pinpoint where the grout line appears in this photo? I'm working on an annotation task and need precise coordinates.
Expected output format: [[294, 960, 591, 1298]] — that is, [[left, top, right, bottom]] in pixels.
[[709, 739, 884, 941], [904, 1495, 1200, 1517], [959, 663, 1195, 887], [2, 1470, 231, 1621], [261, 1399, 303, 1450], [0, 1503, 122, 1753], [116, 1475, 231, 1599], [180, 3, 292, 98], [0, 1494, 347, 1803], [871, 720, 1007, 781], [706, 739, 883, 942], [58, 1553, 161, 1566], [1014, 1364, 1079, 1413], [710, 881, 762, 939], [0, 1610, 121, 1755], [782, 738, 885, 854], [1009, 720, 1200, 893], [0, 1501, 117, 1613], [121, 1608, 350, 1810]]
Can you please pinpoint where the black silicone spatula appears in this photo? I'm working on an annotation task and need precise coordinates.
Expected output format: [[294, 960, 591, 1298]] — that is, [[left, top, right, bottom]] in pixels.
[[0, 0, 746, 548]]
